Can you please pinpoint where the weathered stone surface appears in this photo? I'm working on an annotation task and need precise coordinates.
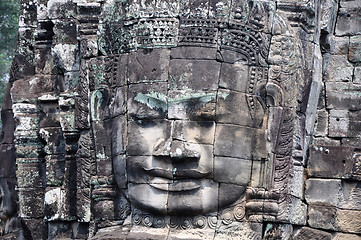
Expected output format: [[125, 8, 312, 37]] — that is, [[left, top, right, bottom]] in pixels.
[[349, 35, 361, 63], [128, 49, 170, 83], [336, 209, 361, 234], [308, 145, 354, 178], [354, 66, 361, 84], [324, 55, 353, 82], [335, 7, 361, 36], [332, 232, 361, 240], [314, 110, 328, 137], [308, 204, 338, 231], [320, 0, 338, 33], [305, 178, 342, 206], [3, 0, 361, 239], [214, 124, 256, 160], [293, 227, 332, 240], [325, 82, 361, 110], [169, 59, 220, 91]]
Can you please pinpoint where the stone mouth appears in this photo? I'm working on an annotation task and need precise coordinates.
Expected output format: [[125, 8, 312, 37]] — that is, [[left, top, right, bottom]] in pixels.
[[149, 179, 201, 192], [143, 167, 210, 180]]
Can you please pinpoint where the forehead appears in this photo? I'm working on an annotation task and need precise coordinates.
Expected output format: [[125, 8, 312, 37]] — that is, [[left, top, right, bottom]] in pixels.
[[120, 48, 251, 91]]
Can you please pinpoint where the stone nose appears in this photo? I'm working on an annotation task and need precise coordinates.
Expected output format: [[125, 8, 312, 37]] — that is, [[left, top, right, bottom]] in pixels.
[[152, 138, 200, 162]]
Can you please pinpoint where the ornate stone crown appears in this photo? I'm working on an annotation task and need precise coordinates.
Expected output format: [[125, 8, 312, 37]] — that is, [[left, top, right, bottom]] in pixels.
[[98, 0, 272, 66]]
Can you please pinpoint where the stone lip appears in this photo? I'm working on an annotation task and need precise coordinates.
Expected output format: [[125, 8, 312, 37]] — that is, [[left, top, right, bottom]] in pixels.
[[144, 167, 210, 180], [150, 180, 201, 192]]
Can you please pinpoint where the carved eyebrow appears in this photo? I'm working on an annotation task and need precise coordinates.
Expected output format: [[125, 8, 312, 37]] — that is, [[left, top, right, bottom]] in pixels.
[[133, 92, 223, 110], [134, 92, 167, 111], [169, 92, 218, 104]]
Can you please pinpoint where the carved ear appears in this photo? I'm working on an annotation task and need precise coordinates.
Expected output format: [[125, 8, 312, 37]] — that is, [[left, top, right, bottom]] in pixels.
[[90, 88, 110, 121], [265, 83, 284, 107]]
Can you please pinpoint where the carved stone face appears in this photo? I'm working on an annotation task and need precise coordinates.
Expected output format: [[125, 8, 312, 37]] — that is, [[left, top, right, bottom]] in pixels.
[[0, 180, 16, 221], [113, 50, 267, 216]]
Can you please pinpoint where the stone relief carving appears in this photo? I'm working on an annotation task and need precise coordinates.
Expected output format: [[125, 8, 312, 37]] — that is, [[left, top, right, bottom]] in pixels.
[[3, 0, 361, 239], [84, 0, 305, 238]]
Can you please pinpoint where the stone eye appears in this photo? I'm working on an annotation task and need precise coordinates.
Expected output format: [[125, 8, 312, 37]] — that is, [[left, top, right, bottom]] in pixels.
[[196, 121, 214, 128], [135, 119, 157, 128]]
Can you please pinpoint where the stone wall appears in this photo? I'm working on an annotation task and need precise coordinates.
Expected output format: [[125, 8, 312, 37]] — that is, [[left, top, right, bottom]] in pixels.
[[0, 0, 360, 239]]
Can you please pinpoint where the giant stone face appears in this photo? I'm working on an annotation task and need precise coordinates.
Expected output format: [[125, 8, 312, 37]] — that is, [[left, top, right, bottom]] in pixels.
[[113, 49, 267, 215]]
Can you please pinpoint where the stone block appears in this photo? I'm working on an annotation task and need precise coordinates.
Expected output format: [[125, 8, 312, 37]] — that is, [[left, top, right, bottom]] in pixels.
[[171, 46, 217, 60], [51, 44, 79, 72], [339, 0, 360, 8], [349, 35, 361, 63], [214, 124, 256, 159], [328, 109, 348, 137], [128, 49, 170, 83], [113, 154, 127, 189], [218, 62, 249, 92], [336, 209, 361, 234], [96, 159, 113, 176], [305, 178, 342, 206], [324, 55, 353, 82], [332, 233, 361, 240], [106, 87, 127, 119], [47, 0, 77, 19], [53, 20, 77, 44], [44, 187, 75, 221], [38, 101, 61, 128], [214, 157, 252, 185], [169, 59, 220, 91], [16, 162, 45, 188], [314, 110, 328, 137], [19, 0, 37, 27], [308, 145, 354, 178], [339, 181, 361, 210], [289, 165, 305, 199], [293, 227, 332, 240], [128, 183, 168, 215], [45, 156, 65, 186], [47, 222, 73, 240], [110, 115, 127, 157], [18, 188, 44, 218], [329, 36, 349, 55], [335, 7, 361, 36], [15, 144, 43, 159], [93, 200, 115, 220], [22, 218, 46, 240], [354, 66, 361, 84], [215, 222, 263, 240], [11, 76, 54, 101], [92, 122, 112, 160], [288, 196, 307, 226], [109, 53, 128, 88], [216, 89, 265, 128], [39, 127, 66, 155], [325, 82, 361, 110], [353, 151, 361, 179], [308, 204, 338, 231], [167, 180, 218, 215]]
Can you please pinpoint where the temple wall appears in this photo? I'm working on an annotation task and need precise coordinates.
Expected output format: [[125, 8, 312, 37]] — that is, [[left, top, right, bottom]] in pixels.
[[0, 0, 360, 239]]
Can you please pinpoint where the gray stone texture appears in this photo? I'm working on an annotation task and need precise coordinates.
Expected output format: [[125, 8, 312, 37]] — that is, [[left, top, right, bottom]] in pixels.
[[2, 0, 361, 239]]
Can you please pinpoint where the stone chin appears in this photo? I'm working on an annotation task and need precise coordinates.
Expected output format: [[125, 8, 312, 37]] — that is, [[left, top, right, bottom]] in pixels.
[[127, 180, 247, 216]]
